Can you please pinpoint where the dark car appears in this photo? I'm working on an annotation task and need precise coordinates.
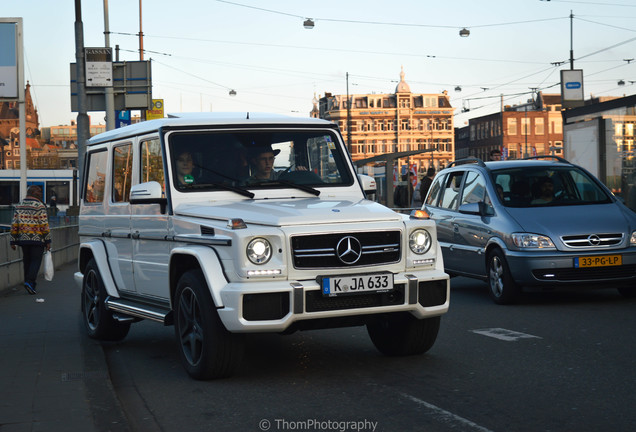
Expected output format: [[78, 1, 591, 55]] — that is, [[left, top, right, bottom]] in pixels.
[[423, 156, 636, 304]]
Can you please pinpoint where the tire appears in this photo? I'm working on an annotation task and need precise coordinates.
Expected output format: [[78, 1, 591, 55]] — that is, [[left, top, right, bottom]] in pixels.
[[367, 312, 441, 356], [81, 258, 131, 341], [487, 248, 520, 305], [174, 269, 245, 380]]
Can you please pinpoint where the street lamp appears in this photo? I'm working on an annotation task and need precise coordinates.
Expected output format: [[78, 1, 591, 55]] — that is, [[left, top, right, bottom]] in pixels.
[[303, 18, 315, 29], [459, 28, 470, 37], [229, 89, 237, 96]]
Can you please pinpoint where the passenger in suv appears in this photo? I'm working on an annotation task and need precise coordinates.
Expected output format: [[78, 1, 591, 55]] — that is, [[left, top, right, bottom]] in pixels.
[[75, 113, 449, 379], [423, 156, 636, 304]]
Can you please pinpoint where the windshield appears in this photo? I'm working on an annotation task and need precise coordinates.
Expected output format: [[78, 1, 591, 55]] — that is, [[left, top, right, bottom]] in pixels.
[[492, 166, 612, 208], [167, 129, 353, 192]]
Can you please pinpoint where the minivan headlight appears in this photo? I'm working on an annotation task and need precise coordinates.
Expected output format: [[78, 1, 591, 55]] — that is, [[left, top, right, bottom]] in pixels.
[[247, 238, 272, 264], [512, 233, 555, 249], [409, 229, 432, 254], [631, 230, 636, 246]]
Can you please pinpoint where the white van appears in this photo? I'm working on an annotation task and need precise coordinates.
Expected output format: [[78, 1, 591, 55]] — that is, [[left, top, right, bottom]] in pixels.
[[75, 113, 449, 379]]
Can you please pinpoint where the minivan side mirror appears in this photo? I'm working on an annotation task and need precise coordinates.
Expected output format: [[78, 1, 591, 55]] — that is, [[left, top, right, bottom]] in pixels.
[[130, 181, 167, 214], [458, 201, 492, 216]]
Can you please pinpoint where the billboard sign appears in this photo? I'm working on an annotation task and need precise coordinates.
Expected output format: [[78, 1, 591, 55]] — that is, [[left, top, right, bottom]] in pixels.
[[0, 22, 18, 98], [146, 99, 164, 120]]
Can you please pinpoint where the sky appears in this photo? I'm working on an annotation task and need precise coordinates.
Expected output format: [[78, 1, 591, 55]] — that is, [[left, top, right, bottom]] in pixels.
[[3, 0, 636, 129]]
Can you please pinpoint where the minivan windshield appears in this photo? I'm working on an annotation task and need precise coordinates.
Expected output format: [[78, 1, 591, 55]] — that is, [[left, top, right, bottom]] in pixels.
[[167, 129, 353, 192], [492, 166, 612, 208]]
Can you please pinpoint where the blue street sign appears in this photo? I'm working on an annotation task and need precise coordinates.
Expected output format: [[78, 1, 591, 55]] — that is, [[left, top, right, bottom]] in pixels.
[[115, 110, 131, 128]]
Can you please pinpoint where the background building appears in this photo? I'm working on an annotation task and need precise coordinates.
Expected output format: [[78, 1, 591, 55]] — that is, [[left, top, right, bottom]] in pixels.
[[317, 68, 455, 174], [316, 68, 455, 206], [455, 92, 564, 160], [0, 83, 40, 169]]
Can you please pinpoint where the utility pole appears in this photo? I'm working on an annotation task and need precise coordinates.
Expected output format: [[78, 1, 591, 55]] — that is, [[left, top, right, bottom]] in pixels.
[[346, 72, 351, 153], [74, 0, 90, 185], [139, 0, 146, 121], [569, 10, 574, 70], [103, 0, 115, 130]]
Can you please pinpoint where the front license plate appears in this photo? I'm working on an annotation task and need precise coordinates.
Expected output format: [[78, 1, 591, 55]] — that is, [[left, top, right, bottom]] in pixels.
[[574, 255, 622, 268], [321, 273, 394, 297]]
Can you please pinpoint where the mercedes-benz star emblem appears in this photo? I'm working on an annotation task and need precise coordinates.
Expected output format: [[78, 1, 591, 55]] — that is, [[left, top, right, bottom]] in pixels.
[[587, 234, 601, 246], [336, 236, 362, 264]]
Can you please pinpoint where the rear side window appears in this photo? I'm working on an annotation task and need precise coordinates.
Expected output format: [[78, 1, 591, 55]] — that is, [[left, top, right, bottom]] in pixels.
[[84, 150, 108, 204]]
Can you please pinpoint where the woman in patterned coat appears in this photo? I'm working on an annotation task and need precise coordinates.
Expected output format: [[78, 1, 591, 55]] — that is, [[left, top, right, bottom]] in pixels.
[[10, 185, 51, 295]]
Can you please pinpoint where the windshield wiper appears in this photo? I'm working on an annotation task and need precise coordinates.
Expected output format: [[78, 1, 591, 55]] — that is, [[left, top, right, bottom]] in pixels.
[[255, 180, 321, 196], [187, 182, 254, 198]]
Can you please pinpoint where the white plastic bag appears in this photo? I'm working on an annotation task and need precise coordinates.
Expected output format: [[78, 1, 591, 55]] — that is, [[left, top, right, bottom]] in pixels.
[[43, 251, 54, 281]]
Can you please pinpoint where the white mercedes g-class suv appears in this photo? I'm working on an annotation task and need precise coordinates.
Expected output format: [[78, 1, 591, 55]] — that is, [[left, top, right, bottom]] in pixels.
[[75, 113, 449, 379]]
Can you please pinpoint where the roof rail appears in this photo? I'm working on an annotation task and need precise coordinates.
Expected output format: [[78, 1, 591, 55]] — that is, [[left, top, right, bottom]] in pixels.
[[445, 157, 487, 169], [523, 155, 570, 164]]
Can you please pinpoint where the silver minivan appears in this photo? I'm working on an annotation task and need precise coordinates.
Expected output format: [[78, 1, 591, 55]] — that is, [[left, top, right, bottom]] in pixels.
[[424, 157, 636, 304]]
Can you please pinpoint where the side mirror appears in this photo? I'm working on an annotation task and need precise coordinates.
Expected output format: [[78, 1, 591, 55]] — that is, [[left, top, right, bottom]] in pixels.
[[130, 181, 167, 213], [357, 174, 376, 195], [458, 201, 491, 216]]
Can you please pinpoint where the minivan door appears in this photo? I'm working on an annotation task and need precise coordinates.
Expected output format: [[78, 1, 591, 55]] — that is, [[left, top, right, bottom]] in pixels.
[[452, 171, 492, 277]]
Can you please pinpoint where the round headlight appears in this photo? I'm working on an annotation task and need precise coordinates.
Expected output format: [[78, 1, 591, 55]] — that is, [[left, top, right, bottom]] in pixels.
[[247, 238, 272, 264], [409, 229, 432, 255]]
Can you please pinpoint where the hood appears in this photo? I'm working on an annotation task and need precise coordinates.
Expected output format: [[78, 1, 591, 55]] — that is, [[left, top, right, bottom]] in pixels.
[[174, 198, 403, 227], [503, 203, 635, 237]]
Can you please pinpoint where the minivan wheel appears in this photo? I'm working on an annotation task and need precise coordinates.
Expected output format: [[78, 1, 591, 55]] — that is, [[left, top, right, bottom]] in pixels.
[[174, 270, 244, 380], [487, 249, 519, 305], [367, 312, 440, 356], [81, 259, 130, 341]]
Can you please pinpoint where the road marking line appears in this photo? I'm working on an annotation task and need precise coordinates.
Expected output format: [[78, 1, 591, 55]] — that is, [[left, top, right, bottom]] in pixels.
[[400, 392, 495, 432], [471, 327, 541, 341]]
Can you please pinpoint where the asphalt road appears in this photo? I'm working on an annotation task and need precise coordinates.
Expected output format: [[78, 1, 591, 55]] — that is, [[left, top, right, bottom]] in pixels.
[[100, 277, 636, 432]]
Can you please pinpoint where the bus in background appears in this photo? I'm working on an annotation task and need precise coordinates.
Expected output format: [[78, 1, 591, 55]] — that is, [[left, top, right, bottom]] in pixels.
[[0, 169, 78, 226]]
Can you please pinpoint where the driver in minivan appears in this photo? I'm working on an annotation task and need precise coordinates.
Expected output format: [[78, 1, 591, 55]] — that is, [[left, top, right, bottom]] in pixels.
[[531, 176, 555, 204]]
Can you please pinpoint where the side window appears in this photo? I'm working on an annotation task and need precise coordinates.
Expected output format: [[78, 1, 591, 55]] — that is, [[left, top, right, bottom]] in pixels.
[[439, 171, 465, 210], [425, 175, 444, 207], [84, 150, 108, 204], [112, 143, 132, 202], [141, 138, 165, 189], [460, 171, 487, 205]]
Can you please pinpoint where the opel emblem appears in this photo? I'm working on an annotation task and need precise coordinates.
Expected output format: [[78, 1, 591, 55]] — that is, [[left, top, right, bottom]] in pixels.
[[336, 236, 362, 264], [587, 234, 601, 246]]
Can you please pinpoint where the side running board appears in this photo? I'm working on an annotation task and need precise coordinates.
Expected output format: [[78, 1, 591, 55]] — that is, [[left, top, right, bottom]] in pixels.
[[105, 297, 173, 325]]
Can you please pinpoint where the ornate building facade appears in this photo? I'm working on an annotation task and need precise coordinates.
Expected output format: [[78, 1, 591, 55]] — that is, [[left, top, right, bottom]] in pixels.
[[315, 68, 455, 176], [0, 82, 40, 169]]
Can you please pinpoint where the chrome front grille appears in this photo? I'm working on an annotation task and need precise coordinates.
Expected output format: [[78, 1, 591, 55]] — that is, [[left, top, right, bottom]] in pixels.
[[291, 230, 401, 269], [561, 233, 624, 248]]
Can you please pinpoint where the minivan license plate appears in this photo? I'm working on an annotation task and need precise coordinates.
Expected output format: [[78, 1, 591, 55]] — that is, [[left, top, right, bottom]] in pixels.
[[574, 255, 622, 268], [321, 273, 393, 297]]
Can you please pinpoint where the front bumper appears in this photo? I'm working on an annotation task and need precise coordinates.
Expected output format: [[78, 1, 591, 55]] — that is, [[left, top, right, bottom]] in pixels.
[[217, 269, 450, 332], [506, 248, 636, 287]]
